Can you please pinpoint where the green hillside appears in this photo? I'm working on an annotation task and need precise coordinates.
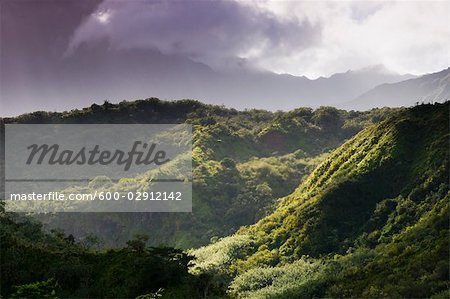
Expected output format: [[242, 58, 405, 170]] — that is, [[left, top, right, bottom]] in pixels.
[[1, 101, 447, 298], [2, 99, 393, 248], [193, 102, 449, 298], [0, 210, 201, 298]]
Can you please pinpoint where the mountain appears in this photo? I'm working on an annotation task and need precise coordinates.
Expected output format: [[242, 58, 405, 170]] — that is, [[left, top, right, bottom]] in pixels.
[[2, 99, 397, 248], [193, 102, 449, 298], [0, 99, 404, 298], [0, 210, 201, 298], [204, 64, 414, 111], [1, 101, 447, 298], [1, 42, 413, 115], [343, 67, 450, 110]]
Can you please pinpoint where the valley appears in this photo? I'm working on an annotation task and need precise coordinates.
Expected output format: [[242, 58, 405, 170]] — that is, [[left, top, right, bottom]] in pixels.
[[1, 100, 448, 298]]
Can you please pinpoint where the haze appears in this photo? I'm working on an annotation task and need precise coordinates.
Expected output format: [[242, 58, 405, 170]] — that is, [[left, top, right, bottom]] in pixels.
[[1, 0, 449, 116]]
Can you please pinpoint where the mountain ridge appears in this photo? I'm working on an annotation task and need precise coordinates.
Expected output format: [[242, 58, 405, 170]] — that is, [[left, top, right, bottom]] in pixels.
[[193, 101, 449, 298], [1, 44, 417, 116], [342, 67, 450, 110]]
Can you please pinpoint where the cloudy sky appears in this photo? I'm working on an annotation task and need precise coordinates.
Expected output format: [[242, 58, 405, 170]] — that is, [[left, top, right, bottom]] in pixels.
[[66, 0, 450, 77], [1, 0, 449, 115]]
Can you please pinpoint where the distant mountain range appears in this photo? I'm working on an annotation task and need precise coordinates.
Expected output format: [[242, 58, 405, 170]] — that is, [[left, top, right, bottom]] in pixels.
[[2, 43, 434, 115], [342, 67, 450, 110], [2, 42, 448, 115]]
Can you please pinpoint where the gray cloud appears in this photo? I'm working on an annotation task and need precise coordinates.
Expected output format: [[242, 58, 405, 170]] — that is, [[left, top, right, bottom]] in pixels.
[[2, 0, 449, 116], [67, 0, 321, 70], [249, 1, 450, 78]]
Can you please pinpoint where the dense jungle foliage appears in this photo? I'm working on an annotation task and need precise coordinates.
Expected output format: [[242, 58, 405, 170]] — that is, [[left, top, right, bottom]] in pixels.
[[2, 99, 395, 248], [1, 100, 447, 298], [193, 102, 449, 298]]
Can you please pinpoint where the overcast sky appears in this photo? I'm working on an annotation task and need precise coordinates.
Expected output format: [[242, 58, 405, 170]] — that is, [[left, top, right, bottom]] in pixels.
[[66, 0, 450, 78], [1, 0, 449, 116]]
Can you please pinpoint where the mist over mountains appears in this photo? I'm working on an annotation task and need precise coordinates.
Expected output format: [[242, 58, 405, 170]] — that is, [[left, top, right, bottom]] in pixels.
[[3, 43, 436, 116], [2, 0, 449, 116], [2, 41, 448, 116], [1, 1, 449, 298], [341, 67, 450, 110]]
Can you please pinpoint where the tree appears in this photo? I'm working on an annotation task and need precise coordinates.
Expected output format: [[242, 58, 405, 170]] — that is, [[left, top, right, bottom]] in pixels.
[[312, 107, 343, 133], [221, 157, 236, 169], [126, 234, 149, 254], [11, 279, 59, 299]]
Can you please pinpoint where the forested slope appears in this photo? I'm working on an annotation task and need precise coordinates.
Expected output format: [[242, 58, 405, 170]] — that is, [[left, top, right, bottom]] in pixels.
[[2, 99, 394, 248], [1, 101, 447, 298], [193, 102, 449, 298], [0, 209, 201, 298]]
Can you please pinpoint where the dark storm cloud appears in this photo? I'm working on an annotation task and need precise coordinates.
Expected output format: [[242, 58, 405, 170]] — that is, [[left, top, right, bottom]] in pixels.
[[67, 0, 321, 69], [3, 0, 447, 117], [0, 0, 103, 114]]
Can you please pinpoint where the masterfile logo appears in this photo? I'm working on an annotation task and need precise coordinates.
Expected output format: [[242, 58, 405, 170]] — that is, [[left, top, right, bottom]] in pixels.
[[26, 141, 170, 171], [3, 124, 192, 213]]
